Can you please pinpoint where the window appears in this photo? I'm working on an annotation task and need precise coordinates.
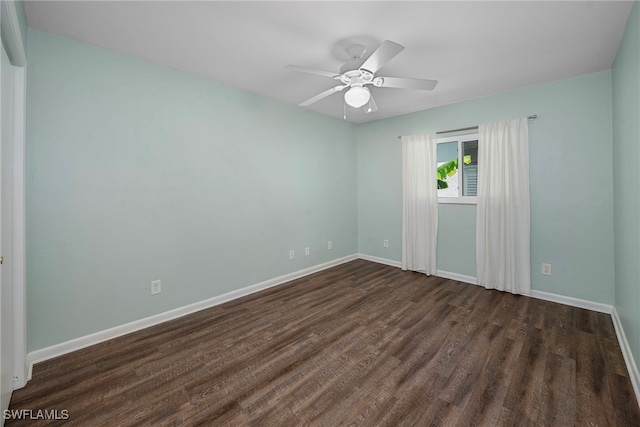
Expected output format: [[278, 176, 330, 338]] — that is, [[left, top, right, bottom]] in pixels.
[[436, 133, 478, 204]]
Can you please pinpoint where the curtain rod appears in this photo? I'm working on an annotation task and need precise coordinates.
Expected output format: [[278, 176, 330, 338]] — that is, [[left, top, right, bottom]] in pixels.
[[397, 114, 537, 139]]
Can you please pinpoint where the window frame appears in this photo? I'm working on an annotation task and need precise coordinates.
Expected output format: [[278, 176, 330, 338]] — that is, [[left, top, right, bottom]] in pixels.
[[436, 133, 478, 205]]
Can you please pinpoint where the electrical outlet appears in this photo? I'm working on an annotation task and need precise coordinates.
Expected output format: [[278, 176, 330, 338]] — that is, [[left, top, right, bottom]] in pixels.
[[383, 239, 389, 248], [305, 247, 310, 256], [328, 240, 333, 250], [289, 250, 295, 260], [151, 280, 161, 295], [542, 263, 552, 276]]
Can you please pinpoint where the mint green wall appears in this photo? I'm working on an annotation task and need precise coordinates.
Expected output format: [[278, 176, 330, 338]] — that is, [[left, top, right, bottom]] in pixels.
[[26, 29, 358, 351], [436, 204, 476, 277], [357, 71, 614, 304], [612, 1, 640, 380]]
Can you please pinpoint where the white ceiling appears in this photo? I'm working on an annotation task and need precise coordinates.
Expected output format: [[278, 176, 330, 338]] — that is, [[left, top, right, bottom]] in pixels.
[[25, 1, 634, 124]]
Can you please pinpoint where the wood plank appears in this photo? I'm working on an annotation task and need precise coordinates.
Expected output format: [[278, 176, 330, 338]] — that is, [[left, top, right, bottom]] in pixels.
[[536, 352, 577, 425], [456, 335, 524, 425], [576, 329, 617, 426]]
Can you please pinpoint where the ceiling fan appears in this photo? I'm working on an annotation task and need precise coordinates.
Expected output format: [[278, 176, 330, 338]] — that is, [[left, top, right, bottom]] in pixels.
[[286, 40, 437, 115]]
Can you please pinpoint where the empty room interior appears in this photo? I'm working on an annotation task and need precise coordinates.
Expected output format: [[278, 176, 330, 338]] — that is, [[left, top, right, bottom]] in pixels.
[[1, 0, 640, 425]]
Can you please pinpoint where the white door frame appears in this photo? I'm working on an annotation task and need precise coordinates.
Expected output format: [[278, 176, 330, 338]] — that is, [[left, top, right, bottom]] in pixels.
[[11, 64, 25, 389], [0, 0, 26, 390]]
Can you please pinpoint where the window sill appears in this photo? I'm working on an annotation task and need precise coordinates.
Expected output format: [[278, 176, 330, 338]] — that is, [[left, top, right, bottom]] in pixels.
[[438, 197, 477, 205]]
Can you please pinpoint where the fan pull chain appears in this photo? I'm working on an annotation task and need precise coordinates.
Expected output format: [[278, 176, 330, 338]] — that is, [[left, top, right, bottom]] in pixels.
[[343, 102, 347, 120]]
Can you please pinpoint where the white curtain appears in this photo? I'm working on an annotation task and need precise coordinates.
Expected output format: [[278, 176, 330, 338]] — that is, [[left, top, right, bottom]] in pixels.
[[476, 118, 530, 294], [401, 133, 438, 275]]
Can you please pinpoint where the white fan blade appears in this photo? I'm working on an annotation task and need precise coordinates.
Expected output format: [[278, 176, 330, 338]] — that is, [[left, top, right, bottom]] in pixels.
[[360, 40, 404, 74], [362, 93, 378, 114], [285, 65, 339, 80], [300, 85, 347, 107], [379, 77, 438, 91]]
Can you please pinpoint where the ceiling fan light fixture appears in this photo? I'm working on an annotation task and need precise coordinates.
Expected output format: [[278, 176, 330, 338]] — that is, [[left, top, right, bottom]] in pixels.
[[344, 86, 370, 108]]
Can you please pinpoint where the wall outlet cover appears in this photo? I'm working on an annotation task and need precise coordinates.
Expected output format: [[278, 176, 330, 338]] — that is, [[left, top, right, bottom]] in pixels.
[[151, 280, 161, 295]]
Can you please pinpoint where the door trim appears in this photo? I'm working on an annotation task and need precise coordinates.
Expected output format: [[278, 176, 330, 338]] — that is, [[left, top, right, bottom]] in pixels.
[[11, 65, 24, 389], [0, 1, 26, 67]]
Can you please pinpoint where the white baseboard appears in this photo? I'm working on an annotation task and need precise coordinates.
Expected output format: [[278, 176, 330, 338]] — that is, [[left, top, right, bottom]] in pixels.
[[356, 254, 476, 285], [529, 290, 613, 314], [436, 270, 477, 285], [357, 254, 615, 314], [357, 253, 401, 268], [611, 307, 640, 405], [355, 255, 476, 288], [26, 254, 358, 376]]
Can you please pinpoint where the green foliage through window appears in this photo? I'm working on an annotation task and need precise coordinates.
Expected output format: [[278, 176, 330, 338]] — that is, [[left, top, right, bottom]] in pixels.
[[437, 155, 471, 189]]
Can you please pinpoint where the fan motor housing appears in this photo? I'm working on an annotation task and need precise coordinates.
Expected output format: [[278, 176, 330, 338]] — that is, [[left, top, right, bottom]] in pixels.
[[338, 61, 374, 86]]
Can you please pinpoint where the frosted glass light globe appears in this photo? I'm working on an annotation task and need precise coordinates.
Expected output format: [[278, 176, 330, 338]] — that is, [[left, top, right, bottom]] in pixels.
[[344, 86, 371, 108]]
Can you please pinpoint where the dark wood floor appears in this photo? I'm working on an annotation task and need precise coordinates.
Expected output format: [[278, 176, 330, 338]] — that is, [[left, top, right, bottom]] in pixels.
[[8, 259, 640, 426]]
